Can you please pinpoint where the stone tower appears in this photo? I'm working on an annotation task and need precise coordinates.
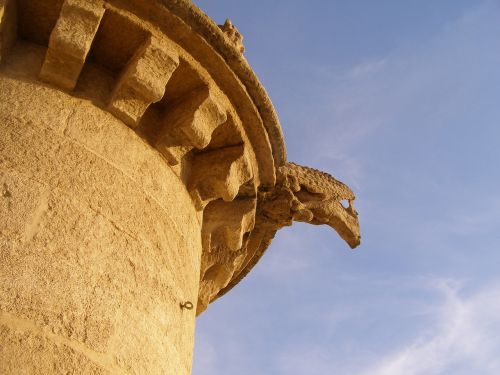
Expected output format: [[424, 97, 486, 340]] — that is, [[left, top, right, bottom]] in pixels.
[[0, 0, 360, 374]]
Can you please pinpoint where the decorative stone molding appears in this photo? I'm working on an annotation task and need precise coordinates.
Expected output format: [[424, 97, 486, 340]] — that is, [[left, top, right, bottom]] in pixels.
[[0, 0, 360, 372]]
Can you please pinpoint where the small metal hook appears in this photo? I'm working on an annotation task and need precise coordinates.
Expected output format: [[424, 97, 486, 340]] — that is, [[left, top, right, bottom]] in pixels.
[[180, 301, 194, 311]]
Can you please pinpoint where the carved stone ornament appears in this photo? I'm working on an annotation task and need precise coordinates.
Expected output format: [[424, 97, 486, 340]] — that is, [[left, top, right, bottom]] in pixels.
[[219, 19, 245, 54]]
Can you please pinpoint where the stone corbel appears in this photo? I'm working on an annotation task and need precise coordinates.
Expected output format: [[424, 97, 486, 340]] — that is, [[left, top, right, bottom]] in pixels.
[[155, 86, 228, 165], [39, 0, 105, 90], [188, 144, 253, 210], [196, 197, 257, 314], [202, 198, 256, 252], [108, 36, 180, 127]]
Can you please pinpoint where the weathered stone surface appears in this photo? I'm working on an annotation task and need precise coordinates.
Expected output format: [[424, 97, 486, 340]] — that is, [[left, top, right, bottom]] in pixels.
[[202, 198, 256, 251], [156, 86, 227, 165], [108, 36, 180, 127], [0, 72, 201, 374], [39, 0, 105, 90], [0, 1, 361, 374], [189, 145, 253, 210]]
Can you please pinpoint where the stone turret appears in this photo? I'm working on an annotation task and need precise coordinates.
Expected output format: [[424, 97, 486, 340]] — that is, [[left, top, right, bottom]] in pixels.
[[0, 0, 360, 373]]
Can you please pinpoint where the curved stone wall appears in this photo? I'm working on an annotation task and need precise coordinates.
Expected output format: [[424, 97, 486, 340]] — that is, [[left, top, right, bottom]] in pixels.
[[0, 44, 201, 373]]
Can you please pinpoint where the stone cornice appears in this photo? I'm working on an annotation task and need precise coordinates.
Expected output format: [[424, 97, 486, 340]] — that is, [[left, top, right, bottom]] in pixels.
[[155, 0, 287, 169]]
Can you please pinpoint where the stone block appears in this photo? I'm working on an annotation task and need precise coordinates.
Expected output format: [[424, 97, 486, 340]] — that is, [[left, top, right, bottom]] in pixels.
[[108, 36, 179, 127], [39, 0, 104, 90]]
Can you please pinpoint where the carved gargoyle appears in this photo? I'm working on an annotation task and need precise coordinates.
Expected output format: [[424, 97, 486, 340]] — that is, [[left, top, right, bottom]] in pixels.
[[259, 162, 361, 248], [198, 162, 361, 313]]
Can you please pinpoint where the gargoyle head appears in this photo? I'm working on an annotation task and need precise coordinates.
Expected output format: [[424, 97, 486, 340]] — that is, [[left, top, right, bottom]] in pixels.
[[315, 198, 361, 249], [277, 163, 361, 248]]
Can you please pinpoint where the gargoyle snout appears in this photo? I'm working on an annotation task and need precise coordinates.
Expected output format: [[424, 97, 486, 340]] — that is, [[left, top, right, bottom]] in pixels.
[[328, 200, 361, 249], [347, 232, 361, 249]]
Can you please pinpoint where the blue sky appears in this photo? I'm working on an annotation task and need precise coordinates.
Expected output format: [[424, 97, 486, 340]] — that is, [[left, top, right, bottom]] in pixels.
[[192, 1, 500, 374]]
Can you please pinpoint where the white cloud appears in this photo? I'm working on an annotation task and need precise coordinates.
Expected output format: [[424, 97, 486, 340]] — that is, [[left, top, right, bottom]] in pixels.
[[269, 280, 500, 375], [358, 281, 500, 375], [347, 58, 388, 80]]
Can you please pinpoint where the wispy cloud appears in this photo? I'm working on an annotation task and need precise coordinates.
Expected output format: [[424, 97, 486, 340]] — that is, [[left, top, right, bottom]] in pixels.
[[195, 279, 500, 375], [270, 280, 500, 375], [358, 281, 500, 375], [346, 58, 388, 80], [298, 0, 500, 191]]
